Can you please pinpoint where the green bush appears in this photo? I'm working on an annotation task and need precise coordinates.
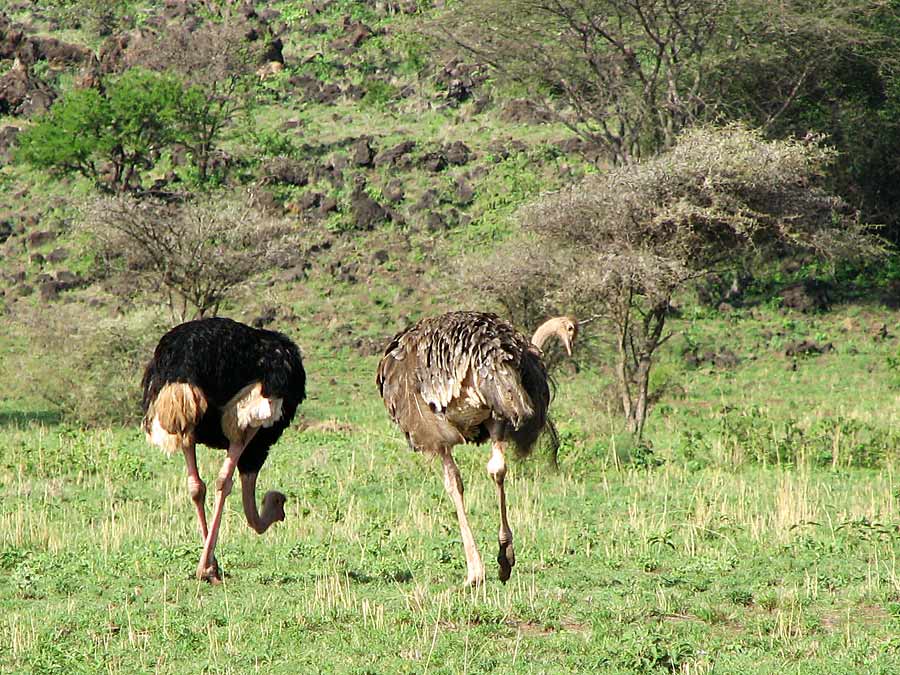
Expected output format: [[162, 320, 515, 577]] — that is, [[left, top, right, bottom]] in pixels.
[[17, 69, 183, 192]]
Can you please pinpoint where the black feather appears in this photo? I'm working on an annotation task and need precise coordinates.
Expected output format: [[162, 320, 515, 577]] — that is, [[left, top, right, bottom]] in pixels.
[[141, 317, 306, 473]]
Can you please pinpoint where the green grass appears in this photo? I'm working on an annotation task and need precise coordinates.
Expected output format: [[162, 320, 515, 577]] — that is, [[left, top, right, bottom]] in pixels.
[[2, 306, 900, 674], [2, 3, 900, 672]]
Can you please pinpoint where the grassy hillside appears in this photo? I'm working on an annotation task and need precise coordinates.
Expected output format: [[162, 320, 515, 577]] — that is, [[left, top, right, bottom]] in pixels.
[[1, 1, 900, 673]]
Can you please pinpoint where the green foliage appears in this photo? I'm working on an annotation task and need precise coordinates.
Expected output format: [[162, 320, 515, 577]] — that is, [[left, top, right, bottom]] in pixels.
[[17, 69, 183, 192], [714, 406, 899, 468], [361, 80, 400, 109], [4, 308, 163, 427]]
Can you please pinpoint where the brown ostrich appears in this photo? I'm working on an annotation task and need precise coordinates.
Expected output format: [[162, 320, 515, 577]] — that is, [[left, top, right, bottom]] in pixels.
[[141, 317, 306, 583], [376, 311, 577, 586]]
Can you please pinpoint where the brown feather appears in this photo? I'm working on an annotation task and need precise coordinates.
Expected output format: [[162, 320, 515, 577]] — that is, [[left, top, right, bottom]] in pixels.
[[376, 312, 551, 454], [143, 382, 208, 453]]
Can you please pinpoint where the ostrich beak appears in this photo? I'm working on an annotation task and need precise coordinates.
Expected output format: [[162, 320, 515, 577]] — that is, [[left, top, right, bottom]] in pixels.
[[563, 334, 573, 357]]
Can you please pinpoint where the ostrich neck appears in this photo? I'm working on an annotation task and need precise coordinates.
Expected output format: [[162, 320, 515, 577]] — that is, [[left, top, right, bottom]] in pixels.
[[241, 474, 276, 533], [531, 320, 560, 350]]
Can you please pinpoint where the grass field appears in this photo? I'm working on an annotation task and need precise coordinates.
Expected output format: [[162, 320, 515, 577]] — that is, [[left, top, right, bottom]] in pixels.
[[2, 306, 900, 674]]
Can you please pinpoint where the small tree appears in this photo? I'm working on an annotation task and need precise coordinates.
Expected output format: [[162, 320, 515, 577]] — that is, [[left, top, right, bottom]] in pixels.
[[469, 124, 883, 438], [128, 21, 261, 184], [83, 195, 299, 321], [17, 69, 182, 192]]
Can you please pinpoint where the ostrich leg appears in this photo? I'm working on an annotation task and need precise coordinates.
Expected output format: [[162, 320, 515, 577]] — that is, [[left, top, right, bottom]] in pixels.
[[487, 440, 515, 582], [196, 429, 258, 582], [440, 448, 485, 586], [183, 443, 209, 539]]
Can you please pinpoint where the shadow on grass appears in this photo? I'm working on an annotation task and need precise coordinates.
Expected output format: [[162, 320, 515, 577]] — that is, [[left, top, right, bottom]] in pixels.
[[0, 409, 61, 427]]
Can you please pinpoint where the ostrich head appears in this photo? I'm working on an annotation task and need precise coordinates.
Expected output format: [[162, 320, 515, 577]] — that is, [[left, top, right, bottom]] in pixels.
[[261, 490, 287, 526], [531, 316, 579, 356]]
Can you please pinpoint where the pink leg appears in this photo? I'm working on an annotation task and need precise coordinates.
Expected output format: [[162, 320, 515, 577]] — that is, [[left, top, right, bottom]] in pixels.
[[184, 444, 209, 540], [440, 448, 484, 587], [196, 430, 257, 583]]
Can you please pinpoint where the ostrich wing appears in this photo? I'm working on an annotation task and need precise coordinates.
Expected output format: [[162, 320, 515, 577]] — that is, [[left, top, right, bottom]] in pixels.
[[377, 313, 538, 448]]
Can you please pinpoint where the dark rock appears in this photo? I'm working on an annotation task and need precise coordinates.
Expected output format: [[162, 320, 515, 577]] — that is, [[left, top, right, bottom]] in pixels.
[[454, 178, 474, 205], [280, 262, 310, 283], [374, 140, 416, 167], [252, 307, 277, 328], [412, 189, 440, 213], [784, 340, 833, 358], [319, 196, 339, 215], [0, 219, 11, 244], [343, 83, 366, 100], [684, 347, 741, 369], [445, 141, 470, 166], [261, 37, 284, 64], [329, 261, 358, 283], [259, 157, 308, 186], [0, 58, 46, 115], [253, 188, 282, 215], [163, 0, 193, 20], [0, 15, 26, 60], [17, 88, 53, 116], [425, 212, 447, 231], [372, 249, 389, 265], [98, 29, 151, 74], [350, 183, 387, 229], [499, 99, 553, 124], [421, 151, 448, 172], [383, 179, 404, 203], [298, 191, 323, 211], [46, 247, 68, 263], [350, 137, 375, 167], [436, 58, 486, 103], [319, 82, 341, 103], [55, 270, 79, 288], [486, 139, 528, 162], [780, 280, 831, 313], [331, 21, 372, 53], [29, 36, 91, 65], [27, 230, 56, 248], [39, 279, 62, 301]]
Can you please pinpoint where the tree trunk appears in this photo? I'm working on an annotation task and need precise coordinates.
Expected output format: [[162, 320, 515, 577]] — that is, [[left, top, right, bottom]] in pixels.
[[615, 326, 634, 424]]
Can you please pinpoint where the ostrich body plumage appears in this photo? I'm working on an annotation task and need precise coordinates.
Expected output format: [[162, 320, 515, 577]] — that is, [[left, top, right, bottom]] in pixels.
[[376, 311, 576, 585]]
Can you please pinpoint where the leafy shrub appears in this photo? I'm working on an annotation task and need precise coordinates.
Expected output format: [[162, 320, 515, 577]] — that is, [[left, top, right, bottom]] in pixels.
[[6, 308, 164, 427], [715, 407, 899, 468], [17, 69, 183, 193], [82, 194, 301, 320]]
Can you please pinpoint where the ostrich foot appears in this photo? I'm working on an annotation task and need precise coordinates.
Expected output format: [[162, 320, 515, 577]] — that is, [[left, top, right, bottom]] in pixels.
[[463, 570, 485, 588], [497, 540, 516, 583], [196, 556, 221, 584]]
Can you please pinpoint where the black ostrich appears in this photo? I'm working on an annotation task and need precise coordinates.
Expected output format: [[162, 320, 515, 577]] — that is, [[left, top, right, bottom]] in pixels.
[[141, 317, 306, 583]]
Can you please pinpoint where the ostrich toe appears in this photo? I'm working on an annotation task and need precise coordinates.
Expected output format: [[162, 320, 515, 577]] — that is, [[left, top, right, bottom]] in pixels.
[[497, 540, 516, 582], [197, 556, 222, 584]]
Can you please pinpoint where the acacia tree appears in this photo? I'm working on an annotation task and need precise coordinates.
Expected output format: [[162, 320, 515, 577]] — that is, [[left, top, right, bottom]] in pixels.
[[128, 21, 261, 183], [468, 125, 882, 438], [433, 0, 892, 166], [17, 68, 182, 192], [83, 195, 298, 321]]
